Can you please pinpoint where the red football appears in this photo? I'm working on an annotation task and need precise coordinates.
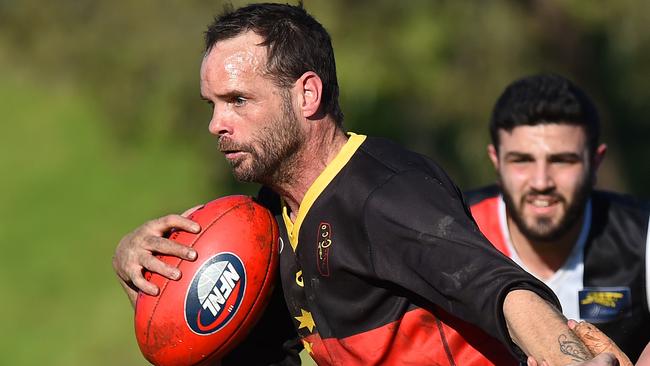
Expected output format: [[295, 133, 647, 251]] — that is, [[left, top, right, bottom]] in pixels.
[[135, 195, 279, 366]]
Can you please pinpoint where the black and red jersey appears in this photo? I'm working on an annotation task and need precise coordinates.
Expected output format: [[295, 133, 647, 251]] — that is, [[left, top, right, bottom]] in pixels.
[[268, 134, 558, 365], [467, 185, 650, 362]]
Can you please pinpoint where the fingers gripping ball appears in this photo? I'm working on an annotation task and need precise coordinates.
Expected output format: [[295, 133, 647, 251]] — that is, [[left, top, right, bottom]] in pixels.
[[572, 321, 633, 366], [135, 195, 279, 366]]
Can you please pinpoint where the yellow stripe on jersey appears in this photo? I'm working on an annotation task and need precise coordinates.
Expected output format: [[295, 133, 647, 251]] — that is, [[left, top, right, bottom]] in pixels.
[[282, 133, 366, 251]]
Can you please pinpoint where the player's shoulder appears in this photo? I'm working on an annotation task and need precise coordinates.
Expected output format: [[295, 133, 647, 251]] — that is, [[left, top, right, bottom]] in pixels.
[[358, 136, 454, 183], [592, 190, 650, 217], [358, 136, 430, 170], [353, 136, 467, 209], [464, 185, 500, 206]]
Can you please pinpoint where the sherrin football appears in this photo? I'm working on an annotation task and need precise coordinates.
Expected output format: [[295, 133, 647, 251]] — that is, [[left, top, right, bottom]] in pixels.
[[135, 195, 279, 366]]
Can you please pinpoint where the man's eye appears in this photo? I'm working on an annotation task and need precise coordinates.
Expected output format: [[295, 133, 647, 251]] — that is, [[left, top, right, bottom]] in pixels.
[[509, 158, 532, 164], [233, 97, 247, 106], [552, 160, 579, 167]]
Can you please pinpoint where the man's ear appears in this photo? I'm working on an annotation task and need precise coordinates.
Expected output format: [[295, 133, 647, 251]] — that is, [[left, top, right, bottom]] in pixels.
[[488, 144, 500, 170], [592, 143, 607, 171], [294, 71, 323, 119], [590, 143, 608, 184]]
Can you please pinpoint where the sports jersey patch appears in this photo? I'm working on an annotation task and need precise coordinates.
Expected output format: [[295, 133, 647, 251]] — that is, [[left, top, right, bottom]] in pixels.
[[578, 287, 631, 323], [316, 222, 332, 276]]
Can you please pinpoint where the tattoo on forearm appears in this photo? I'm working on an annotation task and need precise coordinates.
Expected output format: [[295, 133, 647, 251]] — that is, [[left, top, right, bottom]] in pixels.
[[558, 334, 590, 362]]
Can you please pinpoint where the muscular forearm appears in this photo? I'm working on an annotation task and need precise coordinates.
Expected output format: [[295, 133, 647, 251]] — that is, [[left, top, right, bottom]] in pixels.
[[504, 289, 593, 365]]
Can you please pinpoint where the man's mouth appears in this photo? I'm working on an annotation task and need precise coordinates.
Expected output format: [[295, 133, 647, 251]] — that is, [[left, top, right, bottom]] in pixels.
[[531, 198, 553, 207], [218, 138, 245, 159], [524, 195, 562, 212], [221, 149, 245, 159]]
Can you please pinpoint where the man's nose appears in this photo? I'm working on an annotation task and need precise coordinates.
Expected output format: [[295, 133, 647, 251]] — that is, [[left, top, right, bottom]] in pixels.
[[529, 162, 555, 192], [208, 108, 233, 136]]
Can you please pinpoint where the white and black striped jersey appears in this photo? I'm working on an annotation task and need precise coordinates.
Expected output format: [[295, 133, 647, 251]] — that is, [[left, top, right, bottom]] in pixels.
[[468, 186, 650, 362]]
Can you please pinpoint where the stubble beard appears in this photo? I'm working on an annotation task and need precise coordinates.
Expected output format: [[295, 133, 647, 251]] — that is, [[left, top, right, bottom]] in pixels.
[[500, 172, 592, 243], [220, 93, 303, 186]]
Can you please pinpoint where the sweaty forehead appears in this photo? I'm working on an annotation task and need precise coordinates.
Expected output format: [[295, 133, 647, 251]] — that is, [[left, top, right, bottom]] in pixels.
[[200, 32, 268, 85], [224, 50, 263, 79], [498, 124, 588, 154]]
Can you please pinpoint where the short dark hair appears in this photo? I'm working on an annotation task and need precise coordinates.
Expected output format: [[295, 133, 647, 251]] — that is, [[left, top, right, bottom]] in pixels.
[[205, 2, 344, 125], [490, 73, 600, 155]]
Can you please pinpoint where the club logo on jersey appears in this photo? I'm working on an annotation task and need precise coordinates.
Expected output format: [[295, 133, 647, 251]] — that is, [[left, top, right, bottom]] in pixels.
[[295, 270, 304, 287], [578, 287, 631, 323], [316, 222, 332, 276], [185, 252, 246, 335]]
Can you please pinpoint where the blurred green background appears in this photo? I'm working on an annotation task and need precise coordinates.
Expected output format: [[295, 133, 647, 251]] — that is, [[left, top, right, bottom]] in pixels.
[[1, 0, 649, 365]]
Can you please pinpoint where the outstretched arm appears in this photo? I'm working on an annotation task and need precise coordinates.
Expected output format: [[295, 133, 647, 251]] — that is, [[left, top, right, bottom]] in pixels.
[[503, 290, 632, 366], [504, 290, 617, 366]]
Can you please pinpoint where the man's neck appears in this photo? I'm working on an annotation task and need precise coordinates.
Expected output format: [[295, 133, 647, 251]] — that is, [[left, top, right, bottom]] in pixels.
[[271, 123, 349, 221], [507, 214, 585, 281]]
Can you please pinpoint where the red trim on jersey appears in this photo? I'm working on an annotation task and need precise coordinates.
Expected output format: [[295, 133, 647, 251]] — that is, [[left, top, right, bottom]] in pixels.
[[470, 197, 510, 256], [302, 307, 516, 366]]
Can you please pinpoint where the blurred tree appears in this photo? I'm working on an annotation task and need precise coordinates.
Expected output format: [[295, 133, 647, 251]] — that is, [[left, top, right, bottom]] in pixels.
[[1, 0, 648, 193]]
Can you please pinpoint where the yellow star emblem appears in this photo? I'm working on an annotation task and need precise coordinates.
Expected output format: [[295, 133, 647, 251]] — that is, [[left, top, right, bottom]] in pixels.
[[302, 339, 314, 355], [294, 309, 316, 332]]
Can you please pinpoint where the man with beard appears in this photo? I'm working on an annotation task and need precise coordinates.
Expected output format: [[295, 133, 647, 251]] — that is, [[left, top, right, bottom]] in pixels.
[[113, 4, 619, 366], [467, 73, 650, 363]]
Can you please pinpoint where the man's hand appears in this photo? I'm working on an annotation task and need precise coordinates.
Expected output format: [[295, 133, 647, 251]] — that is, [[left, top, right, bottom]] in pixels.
[[112, 214, 200, 307], [526, 319, 633, 366], [568, 320, 632, 366], [527, 353, 619, 366]]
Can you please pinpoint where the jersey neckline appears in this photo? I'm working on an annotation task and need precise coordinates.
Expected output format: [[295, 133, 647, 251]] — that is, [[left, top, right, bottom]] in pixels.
[[282, 133, 367, 252]]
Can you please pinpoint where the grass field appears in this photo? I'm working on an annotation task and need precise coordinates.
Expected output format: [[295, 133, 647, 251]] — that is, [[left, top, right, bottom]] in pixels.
[[0, 72, 220, 365]]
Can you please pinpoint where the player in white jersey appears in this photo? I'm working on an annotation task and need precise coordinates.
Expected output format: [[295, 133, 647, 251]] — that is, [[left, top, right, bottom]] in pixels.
[[467, 73, 650, 362]]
